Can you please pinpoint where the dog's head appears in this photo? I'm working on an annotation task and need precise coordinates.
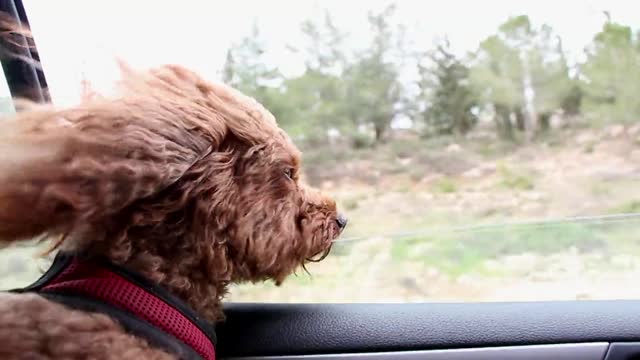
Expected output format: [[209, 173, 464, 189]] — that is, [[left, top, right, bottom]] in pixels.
[[180, 76, 347, 284], [218, 132, 344, 284], [0, 64, 346, 290]]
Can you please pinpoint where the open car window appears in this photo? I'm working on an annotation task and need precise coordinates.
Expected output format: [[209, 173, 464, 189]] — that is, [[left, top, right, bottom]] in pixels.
[[2, 0, 640, 308]]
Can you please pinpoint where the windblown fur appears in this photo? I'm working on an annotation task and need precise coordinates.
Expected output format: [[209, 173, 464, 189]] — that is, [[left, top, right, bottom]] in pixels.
[[0, 40, 342, 360]]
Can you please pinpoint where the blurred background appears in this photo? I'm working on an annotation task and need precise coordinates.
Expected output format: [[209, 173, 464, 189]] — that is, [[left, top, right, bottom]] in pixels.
[[1, 0, 640, 304]]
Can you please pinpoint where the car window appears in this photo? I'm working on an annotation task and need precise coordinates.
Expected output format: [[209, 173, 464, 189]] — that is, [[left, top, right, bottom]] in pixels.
[[3, 0, 640, 303]]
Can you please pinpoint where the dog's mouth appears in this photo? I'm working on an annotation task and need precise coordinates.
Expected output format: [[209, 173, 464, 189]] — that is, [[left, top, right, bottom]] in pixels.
[[303, 215, 346, 263], [302, 225, 336, 272], [299, 214, 343, 272], [300, 243, 332, 276], [306, 243, 333, 263]]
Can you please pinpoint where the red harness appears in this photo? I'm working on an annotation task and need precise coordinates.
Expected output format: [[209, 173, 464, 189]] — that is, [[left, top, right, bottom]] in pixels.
[[13, 254, 216, 360]]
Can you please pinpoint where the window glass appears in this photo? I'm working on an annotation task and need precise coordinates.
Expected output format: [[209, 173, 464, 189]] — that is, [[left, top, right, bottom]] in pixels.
[[0, 69, 14, 115], [3, 0, 640, 303]]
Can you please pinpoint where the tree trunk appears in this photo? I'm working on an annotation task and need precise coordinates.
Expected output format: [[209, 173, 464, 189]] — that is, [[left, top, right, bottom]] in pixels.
[[374, 122, 386, 143], [538, 112, 551, 133], [520, 49, 537, 142], [515, 108, 526, 131], [502, 114, 514, 140], [494, 105, 514, 140]]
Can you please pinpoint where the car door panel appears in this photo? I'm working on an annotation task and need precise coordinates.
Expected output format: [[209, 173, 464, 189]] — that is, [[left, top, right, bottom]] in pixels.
[[217, 302, 640, 359]]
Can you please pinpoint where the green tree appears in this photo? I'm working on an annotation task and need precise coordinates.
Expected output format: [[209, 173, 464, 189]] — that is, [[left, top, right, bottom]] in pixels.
[[527, 24, 574, 130], [580, 21, 640, 124], [560, 80, 583, 117], [417, 39, 478, 135], [300, 11, 349, 132], [221, 22, 295, 131], [299, 11, 347, 73], [470, 33, 522, 139], [280, 71, 346, 141], [471, 16, 573, 139], [343, 3, 404, 143], [282, 10, 350, 142], [222, 22, 281, 94]]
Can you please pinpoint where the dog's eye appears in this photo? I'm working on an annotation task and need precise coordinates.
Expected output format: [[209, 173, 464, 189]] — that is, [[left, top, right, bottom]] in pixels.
[[284, 168, 294, 180]]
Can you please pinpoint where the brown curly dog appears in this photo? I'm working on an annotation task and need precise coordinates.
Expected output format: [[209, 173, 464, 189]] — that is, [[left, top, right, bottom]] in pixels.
[[0, 63, 346, 359]]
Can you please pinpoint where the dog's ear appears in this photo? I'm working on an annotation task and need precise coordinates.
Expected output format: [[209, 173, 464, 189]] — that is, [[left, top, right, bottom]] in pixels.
[[0, 68, 230, 244]]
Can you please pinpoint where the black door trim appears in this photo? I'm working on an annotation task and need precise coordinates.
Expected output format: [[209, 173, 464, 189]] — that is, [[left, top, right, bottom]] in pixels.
[[217, 301, 640, 357]]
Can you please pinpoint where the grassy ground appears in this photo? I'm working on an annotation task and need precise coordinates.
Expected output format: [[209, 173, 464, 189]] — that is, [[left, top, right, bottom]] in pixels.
[[3, 125, 640, 303]]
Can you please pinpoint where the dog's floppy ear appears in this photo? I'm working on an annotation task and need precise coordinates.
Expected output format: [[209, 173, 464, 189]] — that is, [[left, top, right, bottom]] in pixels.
[[0, 67, 229, 244]]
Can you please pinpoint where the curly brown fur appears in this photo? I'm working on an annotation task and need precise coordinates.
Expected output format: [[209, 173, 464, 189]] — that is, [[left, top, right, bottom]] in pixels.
[[0, 61, 343, 358], [0, 292, 174, 359]]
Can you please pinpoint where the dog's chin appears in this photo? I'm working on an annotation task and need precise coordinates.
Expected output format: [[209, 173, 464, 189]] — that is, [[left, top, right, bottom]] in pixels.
[[306, 243, 333, 263], [273, 271, 291, 286], [270, 245, 333, 287], [268, 223, 342, 287]]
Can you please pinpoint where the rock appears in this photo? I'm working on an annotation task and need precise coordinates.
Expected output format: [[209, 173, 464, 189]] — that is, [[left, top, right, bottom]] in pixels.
[[456, 274, 475, 286], [418, 192, 435, 201], [521, 203, 543, 213], [398, 157, 412, 166], [399, 277, 422, 292], [576, 132, 598, 145], [466, 130, 496, 141], [607, 124, 625, 138], [628, 124, 640, 137], [420, 174, 443, 185], [575, 293, 591, 300], [483, 163, 497, 171], [426, 267, 440, 278], [550, 114, 568, 129], [612, 255, 636, 268], [446, 143, 462, 153], [462, 168, 483, 179], [462, 163, 497, 179], [521, 191, 544, 201]]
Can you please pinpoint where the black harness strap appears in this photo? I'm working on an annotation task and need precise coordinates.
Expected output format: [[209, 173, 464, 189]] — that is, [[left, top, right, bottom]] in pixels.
[[40, 292, 203, 360], [9, 253, 216, 360]]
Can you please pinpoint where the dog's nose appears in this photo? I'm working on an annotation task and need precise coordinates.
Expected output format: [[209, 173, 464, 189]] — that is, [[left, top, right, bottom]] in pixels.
[[336, 214, 348, 230]]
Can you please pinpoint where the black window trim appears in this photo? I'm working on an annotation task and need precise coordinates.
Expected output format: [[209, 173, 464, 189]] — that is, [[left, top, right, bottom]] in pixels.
[[0, 0, 49, 104]]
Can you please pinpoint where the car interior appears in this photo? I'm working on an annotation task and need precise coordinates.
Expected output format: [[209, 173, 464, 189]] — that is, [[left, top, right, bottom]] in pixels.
[[2, 0, 640, 359]]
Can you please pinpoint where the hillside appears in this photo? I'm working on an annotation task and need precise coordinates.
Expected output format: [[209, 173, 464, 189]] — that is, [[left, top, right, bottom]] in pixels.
[[2, 125, 640, 303]]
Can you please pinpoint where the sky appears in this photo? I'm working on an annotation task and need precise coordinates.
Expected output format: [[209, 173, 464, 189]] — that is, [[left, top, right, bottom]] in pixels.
[[17, 0, 640, 106]]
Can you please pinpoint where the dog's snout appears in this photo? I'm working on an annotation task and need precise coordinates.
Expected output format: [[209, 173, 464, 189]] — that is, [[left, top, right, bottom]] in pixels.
[[336, 214, 348, 230]]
